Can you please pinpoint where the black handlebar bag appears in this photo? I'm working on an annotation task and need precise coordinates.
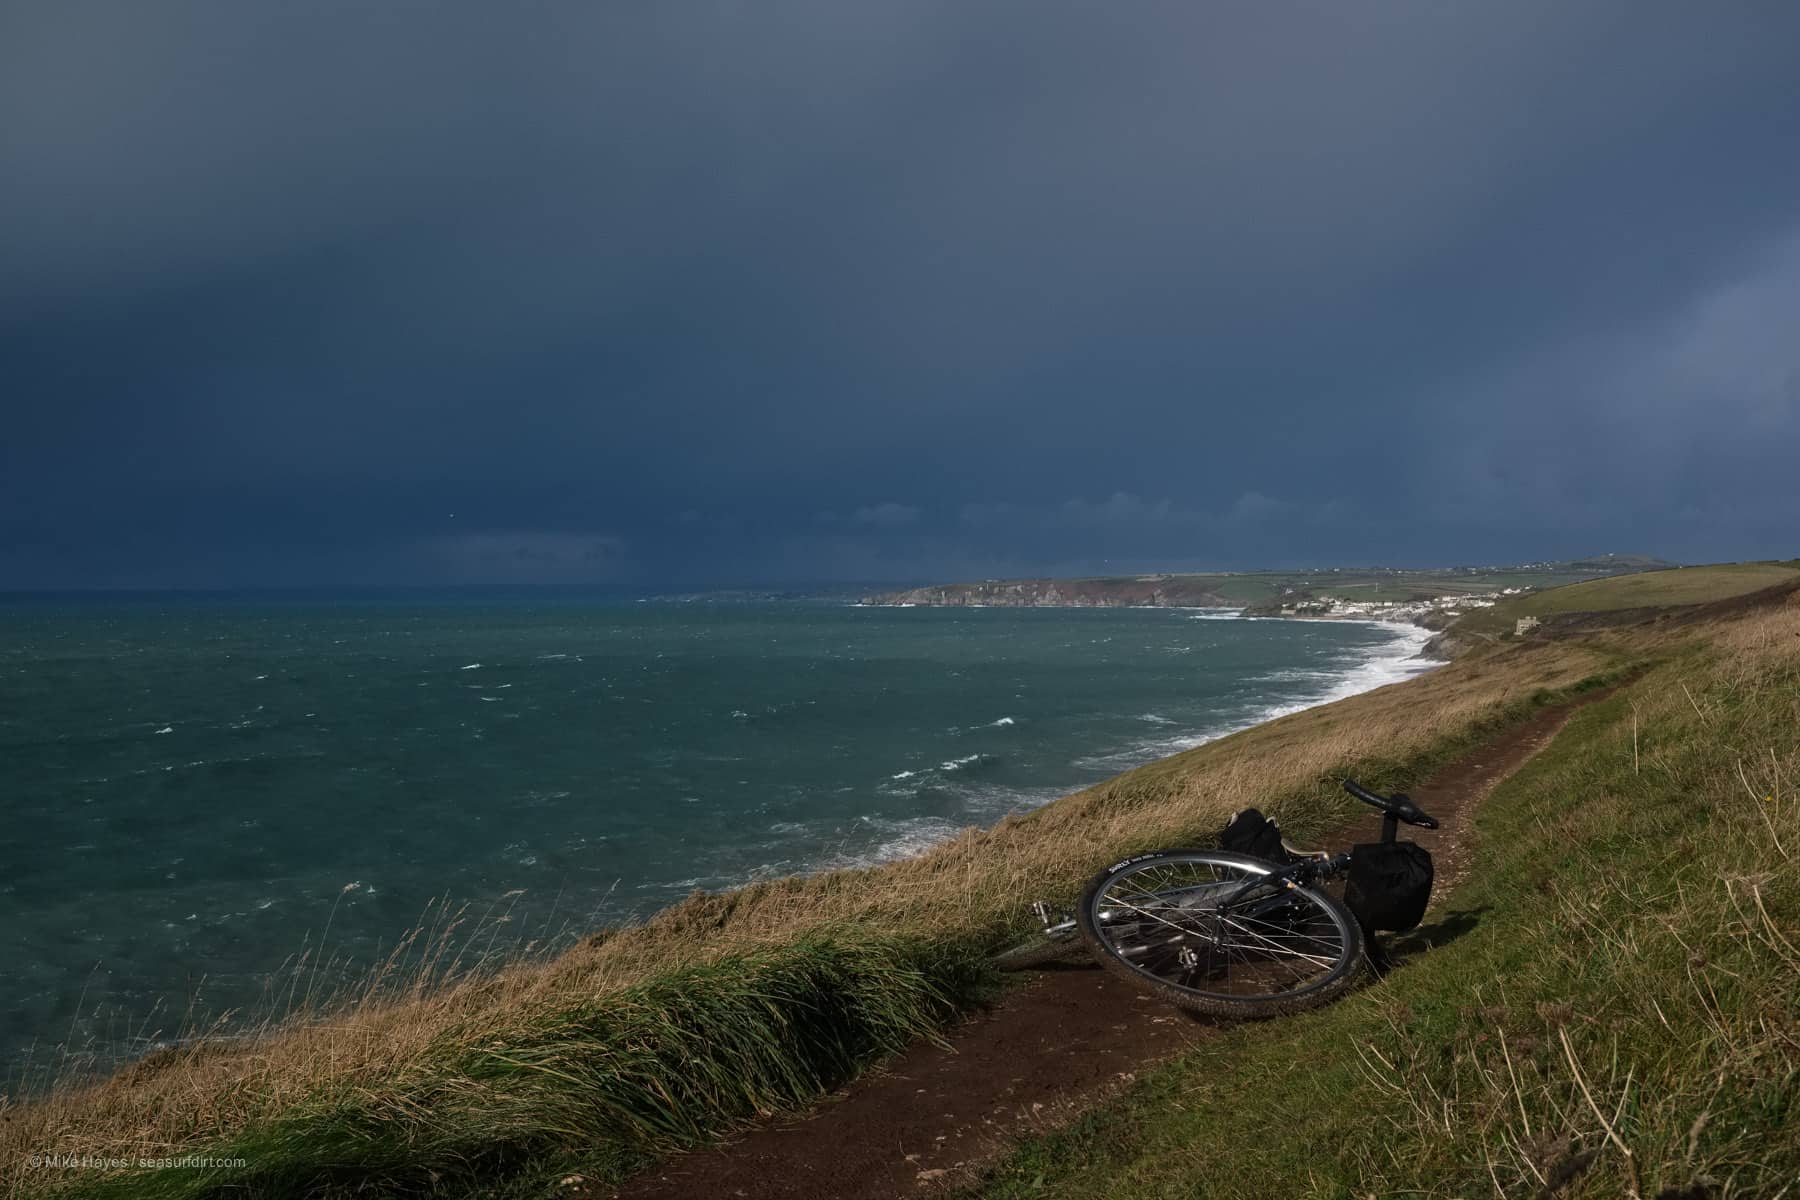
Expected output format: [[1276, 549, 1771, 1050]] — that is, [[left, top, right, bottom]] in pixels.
[[1344, 841, 1434, 932]]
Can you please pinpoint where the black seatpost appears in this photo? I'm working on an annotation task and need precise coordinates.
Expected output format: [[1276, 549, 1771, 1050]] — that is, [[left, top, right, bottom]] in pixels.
[[1380, 812, 1400, 844]]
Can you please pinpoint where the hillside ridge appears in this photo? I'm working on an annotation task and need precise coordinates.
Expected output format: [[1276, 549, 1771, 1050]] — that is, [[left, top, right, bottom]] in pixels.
[[863, 557, 1672, 610]]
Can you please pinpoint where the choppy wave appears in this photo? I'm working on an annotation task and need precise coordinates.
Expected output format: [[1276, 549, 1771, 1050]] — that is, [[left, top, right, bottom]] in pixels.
[[1076, 622, 1439, 770], [1249, 622, 1439, 720], [879, 621, 1442, 860], [857, 816, 964, 865]]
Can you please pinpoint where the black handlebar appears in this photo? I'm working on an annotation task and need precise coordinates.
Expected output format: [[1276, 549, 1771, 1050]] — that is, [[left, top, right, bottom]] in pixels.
[[1343, 779, 1439, 830]]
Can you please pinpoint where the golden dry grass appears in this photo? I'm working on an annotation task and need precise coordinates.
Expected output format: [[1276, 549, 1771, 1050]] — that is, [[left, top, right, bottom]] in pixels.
[[0, 631, 1620, 1192]]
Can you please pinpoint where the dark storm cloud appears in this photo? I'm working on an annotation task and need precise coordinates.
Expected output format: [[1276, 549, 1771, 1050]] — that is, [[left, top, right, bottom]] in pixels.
[[3, 1, 1798, 586]]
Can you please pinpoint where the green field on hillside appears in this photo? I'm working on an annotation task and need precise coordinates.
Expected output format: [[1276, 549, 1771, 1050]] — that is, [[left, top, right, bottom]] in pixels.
[[1134, 561, 1662, 606], [1454, 561, 1800, 639]]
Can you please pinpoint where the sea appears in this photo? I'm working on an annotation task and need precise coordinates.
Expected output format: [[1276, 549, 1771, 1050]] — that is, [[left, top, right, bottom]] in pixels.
[[0, 592, 1436, 1077]]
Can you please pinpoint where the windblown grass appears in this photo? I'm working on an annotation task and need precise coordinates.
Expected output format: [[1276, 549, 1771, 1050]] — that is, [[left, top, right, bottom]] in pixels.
[[2, 628, 1626, 1198], [965, 590, 1800, 1198], [62, 934, 986, 1199]]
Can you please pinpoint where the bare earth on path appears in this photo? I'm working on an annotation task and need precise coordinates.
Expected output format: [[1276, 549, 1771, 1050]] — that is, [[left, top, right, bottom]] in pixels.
[[602, 689, 1614, 1200]]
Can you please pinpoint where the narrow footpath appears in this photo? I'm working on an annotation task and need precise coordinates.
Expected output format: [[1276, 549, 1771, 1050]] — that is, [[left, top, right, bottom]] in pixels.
[[604, 689, 1614, 1200]]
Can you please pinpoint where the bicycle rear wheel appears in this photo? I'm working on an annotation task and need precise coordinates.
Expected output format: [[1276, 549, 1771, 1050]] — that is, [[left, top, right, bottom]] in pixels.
[[1077, 849, 1365, 1018]]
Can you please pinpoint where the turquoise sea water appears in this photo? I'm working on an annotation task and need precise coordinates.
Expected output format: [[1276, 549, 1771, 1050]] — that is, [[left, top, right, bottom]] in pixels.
[[0, 594, 1433, 1075]]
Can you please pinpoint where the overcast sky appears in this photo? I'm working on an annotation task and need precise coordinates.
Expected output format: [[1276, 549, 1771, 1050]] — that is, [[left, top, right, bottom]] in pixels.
[[4, 2, 1798, 588]]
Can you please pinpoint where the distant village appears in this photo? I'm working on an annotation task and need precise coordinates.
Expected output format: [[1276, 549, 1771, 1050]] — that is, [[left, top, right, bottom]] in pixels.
[[1272, 587, 1530, 623]]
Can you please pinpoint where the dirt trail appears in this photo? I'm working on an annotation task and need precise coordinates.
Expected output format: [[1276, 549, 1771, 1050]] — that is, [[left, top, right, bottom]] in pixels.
[[605, 689, 1613, 1200]]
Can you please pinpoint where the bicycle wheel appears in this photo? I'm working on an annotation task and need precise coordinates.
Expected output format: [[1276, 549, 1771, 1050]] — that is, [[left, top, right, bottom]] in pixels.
[[1077, 849, 1365, 1018], [990, 928, 1090, 971]]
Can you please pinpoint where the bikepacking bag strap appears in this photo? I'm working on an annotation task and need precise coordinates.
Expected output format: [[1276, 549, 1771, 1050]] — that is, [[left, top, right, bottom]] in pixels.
[[1218, 807, 1300, 865], [1345, 841, 1434, 933]]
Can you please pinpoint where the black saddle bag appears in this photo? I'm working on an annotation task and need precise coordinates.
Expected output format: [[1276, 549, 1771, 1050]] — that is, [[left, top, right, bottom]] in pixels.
[[1345, 841, 1434, 932], [1218, 807, 1300, 865]]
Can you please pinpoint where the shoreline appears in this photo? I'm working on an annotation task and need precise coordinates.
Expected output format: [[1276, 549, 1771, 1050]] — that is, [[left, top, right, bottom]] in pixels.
[[822, 611, 1442, 874], [1058, 614, 1441, 771]]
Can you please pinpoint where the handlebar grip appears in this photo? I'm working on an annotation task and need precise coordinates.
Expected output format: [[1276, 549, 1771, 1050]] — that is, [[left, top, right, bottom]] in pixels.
[[1343, 778, 1438, 828]]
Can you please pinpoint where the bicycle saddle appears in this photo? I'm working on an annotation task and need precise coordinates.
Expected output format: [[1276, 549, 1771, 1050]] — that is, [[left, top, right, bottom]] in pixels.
[[1343, 778, 1439, 829]]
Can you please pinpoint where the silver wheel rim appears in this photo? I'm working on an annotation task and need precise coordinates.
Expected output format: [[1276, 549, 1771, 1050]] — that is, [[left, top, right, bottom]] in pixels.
[[1090, 856, 1353, 1001]]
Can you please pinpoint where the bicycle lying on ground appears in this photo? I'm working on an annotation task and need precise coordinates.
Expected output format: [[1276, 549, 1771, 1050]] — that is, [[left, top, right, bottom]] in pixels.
[[992, 779, 1438, 1018]]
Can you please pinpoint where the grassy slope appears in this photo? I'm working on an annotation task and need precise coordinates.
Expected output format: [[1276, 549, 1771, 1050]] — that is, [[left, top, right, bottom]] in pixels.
[[965, 597, 1800, 1199], [1455, 562, 1800, 640], [5, 625, 1624, 1197]]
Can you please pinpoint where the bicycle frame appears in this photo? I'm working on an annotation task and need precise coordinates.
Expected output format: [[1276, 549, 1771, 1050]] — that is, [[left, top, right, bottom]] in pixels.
[[1030, 800, 1416, 939], [1031, 850, 1352, 940], [1215, 806, 1410, 906]]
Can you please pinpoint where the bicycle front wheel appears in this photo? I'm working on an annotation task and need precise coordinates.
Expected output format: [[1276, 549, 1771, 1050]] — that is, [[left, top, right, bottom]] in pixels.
[[1077, 849, 1365, 1018]]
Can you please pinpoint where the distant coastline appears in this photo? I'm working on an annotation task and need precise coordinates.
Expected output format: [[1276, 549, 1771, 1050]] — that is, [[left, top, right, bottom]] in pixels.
[[858, 558, 1673, 656], [859, 577, 1479, 659]]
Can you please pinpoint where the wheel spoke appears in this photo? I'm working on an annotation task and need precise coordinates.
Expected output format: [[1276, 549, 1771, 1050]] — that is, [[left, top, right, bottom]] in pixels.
[[1085, 853, 1356, 1003], [1211, 916, 1340, 967], [1215, 909, 1343, 955]]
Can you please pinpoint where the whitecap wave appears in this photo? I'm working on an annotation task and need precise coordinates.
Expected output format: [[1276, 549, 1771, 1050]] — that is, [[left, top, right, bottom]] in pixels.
[[1078, 622, 1442, 772], [1247, 621, 1440, 721], [830, 816, 965, 869], [640, 618, 1446, 921], [1254, 667, 1332, 683]]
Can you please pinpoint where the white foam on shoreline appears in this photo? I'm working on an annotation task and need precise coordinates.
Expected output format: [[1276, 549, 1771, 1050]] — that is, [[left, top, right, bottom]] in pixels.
[[661, 619, 1447, 894], [1249, 620, 1438, 720], [1078, 620, 1441, 772]]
